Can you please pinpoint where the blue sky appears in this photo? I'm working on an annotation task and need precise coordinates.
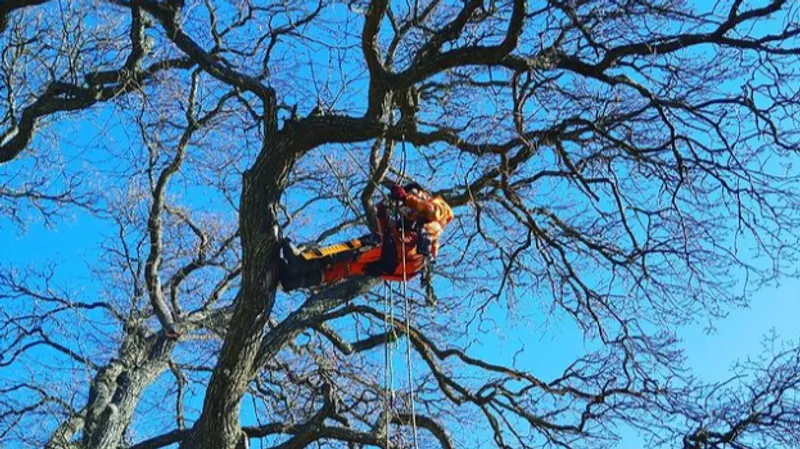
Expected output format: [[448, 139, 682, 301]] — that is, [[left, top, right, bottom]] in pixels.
[[13, 139, 798, 447], [3, 1, 800, 448]]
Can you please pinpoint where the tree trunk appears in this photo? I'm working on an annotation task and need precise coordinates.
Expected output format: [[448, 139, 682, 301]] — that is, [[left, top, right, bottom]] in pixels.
[[179, 151, 292, 449], [81, 331, 175, 448]]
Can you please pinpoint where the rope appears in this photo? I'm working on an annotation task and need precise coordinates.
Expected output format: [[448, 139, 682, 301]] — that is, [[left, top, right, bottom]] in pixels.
[[374, 135, 419, 449], [383, 281, 396, 448], [400, 137, 408, 185], [399, 214, 420, 449], [397, 136, 420, 449]]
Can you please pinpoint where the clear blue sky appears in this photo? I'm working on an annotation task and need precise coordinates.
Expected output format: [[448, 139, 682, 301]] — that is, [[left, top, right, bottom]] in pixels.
[[4, 163, 800, 448], [3, 2, 800, 448]]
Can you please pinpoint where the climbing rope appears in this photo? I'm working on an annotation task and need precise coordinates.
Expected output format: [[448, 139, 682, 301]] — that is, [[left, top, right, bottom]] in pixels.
[[320, 137, 424, 447], [399, 208, 420, 449], [396, 136, 420, 449], [368, 135, 418, 449], [383, 281, 396, 448]]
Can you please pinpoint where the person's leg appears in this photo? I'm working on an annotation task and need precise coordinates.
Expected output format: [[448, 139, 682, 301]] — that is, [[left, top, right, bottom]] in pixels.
[[280, 239, 310, 271], [280, 234, 382, 291], [279, 263, 323, 291], [322, 246, 383, 284], [279, 239, 323, 291]]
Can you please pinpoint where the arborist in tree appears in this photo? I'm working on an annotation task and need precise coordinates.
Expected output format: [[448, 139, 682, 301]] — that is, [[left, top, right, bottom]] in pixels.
[[279, 183, 454, 291]]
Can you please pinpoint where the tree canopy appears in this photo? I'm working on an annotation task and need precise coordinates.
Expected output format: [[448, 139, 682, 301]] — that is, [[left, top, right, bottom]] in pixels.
[[2, 0, 800, 448]]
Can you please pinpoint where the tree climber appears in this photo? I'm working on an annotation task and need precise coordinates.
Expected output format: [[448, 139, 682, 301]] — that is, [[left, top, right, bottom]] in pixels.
[[279, 183, 454, 291]]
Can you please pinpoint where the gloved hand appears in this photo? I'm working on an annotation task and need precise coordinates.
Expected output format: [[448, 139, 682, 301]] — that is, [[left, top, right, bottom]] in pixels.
[[389, 184, 407, 201]]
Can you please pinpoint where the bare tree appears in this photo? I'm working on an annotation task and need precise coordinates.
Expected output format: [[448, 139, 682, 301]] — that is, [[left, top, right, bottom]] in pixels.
[[2, 0, 800, 448]]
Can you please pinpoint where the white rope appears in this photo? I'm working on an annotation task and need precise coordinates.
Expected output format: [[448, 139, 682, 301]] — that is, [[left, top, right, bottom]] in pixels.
[[399, 174, 420, 449], [381, 136, 420, 449], [383, 281, 396, 448]]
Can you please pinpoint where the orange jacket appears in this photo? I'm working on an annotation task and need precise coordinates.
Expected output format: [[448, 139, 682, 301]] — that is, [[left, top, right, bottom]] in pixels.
[[375, 193, 454, 280], [402, 194, 454, 258], [322, 194, 454, 284]]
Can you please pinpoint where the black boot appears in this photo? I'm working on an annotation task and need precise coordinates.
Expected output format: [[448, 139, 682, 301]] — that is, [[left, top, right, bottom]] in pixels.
[[281, 239, 303, 265], [279, 262, 323, 291], [279, 239, 323, 291], [280, 239, 310, 275]]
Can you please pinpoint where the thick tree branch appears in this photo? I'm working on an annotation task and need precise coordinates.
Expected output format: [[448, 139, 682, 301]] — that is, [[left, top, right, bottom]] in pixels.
[[0, 0, 49, 32], [0, 56, 192, 164], [362, 0, 390, 117]]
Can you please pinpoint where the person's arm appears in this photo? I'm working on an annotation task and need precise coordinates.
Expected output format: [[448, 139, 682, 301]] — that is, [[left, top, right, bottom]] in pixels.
[[388, 184, 453, 226], [405, 195, 453, 226], [375, 200, 388, 235]]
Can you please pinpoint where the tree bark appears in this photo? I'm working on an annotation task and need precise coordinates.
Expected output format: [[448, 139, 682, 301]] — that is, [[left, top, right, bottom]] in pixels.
[[179, 147, 292, 449], [81, 331, 176, 449]]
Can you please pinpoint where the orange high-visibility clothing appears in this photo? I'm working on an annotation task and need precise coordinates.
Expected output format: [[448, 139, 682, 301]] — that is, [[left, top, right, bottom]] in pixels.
[[322, 194, 453, 284]]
